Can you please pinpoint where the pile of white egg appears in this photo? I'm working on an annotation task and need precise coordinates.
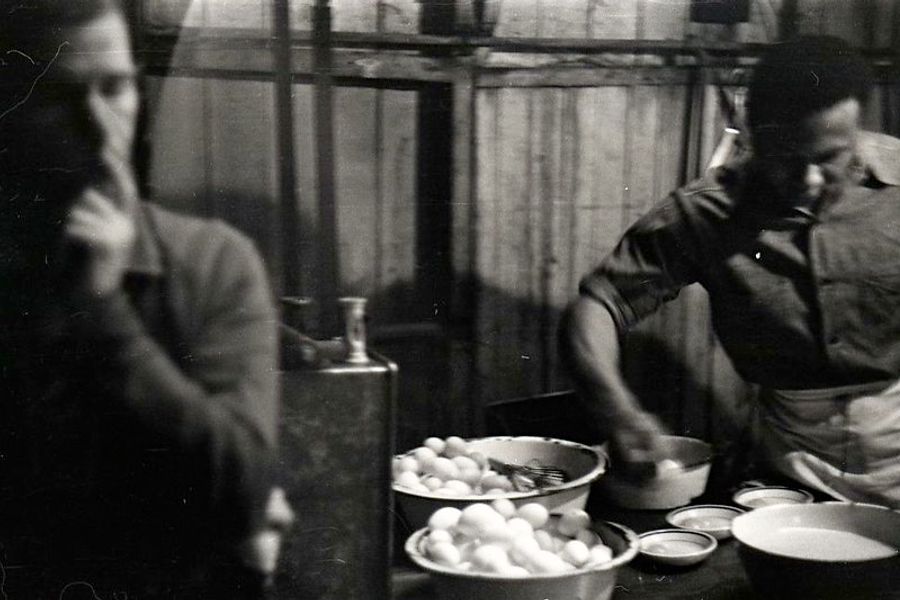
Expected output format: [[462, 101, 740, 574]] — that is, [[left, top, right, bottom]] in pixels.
[[420, 500, 615, 575], [393, 436, 520, 496]]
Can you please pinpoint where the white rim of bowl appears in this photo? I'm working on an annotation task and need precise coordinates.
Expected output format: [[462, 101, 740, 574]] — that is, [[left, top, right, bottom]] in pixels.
[[392, 435, 608, 500], [732, 486, 815, 507], [404, 520, 640, 580], [665, 504, 746, 531], [639, 528, 718, 558]]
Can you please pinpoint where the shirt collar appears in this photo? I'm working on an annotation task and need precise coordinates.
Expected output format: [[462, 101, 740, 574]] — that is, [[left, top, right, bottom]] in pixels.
[[127, 203, 164, 277], [856, 131, 900, 186]]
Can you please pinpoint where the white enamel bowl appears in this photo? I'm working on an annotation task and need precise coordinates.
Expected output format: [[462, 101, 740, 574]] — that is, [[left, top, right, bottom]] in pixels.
[[638, 529, 717, 566], [393, 436, 607, 530], [594, 435, 713, 510], [665, 504, 745, 540], [405, 518, 639, 600], [732, 502, 900, 600]]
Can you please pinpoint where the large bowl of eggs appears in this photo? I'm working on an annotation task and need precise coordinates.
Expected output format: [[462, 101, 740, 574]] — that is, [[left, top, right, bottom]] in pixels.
[[393, 436, 607, 530], [732, 502, 900, 600], [405, 500, 639, 600]]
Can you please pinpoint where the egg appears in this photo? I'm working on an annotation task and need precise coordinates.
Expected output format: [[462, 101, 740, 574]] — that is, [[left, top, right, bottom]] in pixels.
[[428, 541, 462, 567], [506, 517, 534, 538], [444, 436, 469, 458], [516, 503, 550, 529], [656, 458, 684, 478], [490, 497, 518, 519], [413, 446, 439, 469], [457, 503, 506, 537], [423, 436, 446, 455], [442, 479, 473, 496], [534, 529, 556, 552], [530, 549, 569, 574], [509, 535, 541, 566], [458, 467, 483, 487], [429, 457, 460, 481], [481, 522, 516, 547], [588, 544, 614, 565], [560, 540, 590, 567], [575, 529, 601, 547], [557, 509, 592, 537], [468, 451, 488, 469], [452, 455, 479, 472], [425, 529, 454, 547], [422, 476, 443, 491], [398, 455, 419, 473], [395, 471, 421, 489], [480, 473, 514, 492], [427, 506, 462, 530], [499, 564, 531, 577], [471, 544, 511, 573]]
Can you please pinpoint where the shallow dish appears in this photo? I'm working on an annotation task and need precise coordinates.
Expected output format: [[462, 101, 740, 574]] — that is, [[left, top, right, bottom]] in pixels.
[[405, 519, 639, 600], [393, 436, 606, 530], [638, 529, 717, 566], [732, 486, 814, 510], [665, 504, 745, 540], [732, 503, 900, 599]]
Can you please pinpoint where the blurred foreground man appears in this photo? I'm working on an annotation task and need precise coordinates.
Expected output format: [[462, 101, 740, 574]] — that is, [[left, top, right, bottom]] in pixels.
[[0, 1, 282, 596], [562, 36, 900, 508]]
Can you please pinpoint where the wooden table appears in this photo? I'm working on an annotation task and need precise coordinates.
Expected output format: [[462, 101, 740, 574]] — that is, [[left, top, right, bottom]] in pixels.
[[392, 498, 759, 600]]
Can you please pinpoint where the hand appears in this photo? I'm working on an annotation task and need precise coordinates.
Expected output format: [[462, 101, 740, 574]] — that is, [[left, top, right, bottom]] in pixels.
[[609, 410, 668, 480], [64, 183, 136, 299]]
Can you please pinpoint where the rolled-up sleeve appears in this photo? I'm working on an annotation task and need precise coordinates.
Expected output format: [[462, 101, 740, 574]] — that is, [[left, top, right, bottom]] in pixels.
[[579, 193, 702, 332]]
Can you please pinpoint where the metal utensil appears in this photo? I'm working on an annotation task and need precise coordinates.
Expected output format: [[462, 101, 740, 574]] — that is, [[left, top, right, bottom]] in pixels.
[[487, 457, 569, 491]]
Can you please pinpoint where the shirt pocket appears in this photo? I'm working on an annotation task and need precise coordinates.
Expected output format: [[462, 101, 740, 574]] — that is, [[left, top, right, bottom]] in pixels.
[[854, 272, 900, 347]]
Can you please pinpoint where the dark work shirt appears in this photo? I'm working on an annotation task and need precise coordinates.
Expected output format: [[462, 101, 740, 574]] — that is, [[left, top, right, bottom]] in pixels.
[[0, 202, 279, 574], [580, 131, 900, 390]]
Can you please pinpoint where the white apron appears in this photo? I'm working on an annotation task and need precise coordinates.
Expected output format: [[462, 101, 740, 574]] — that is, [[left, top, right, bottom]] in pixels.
[[756, 379, 900, 509]]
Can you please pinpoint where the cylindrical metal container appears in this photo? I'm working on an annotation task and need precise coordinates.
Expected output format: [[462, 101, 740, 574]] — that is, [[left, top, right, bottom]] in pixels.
[[276, 324, 397, 600]]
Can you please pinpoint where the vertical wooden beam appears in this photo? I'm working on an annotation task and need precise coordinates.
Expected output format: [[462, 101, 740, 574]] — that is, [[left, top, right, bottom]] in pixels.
[[450, 62, 481, 435], [313, 0, 340, 332], [273, 0, 301, 297]]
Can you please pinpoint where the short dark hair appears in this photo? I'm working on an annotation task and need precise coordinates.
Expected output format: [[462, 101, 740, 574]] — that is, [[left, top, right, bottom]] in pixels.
[[747, 36, 873, 135]]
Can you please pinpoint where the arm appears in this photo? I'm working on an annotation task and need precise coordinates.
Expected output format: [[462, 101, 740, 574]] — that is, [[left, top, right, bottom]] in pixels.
[[560, 296, 666, 474], [69, 226, 278, 542], [64, 154, 277, 544]]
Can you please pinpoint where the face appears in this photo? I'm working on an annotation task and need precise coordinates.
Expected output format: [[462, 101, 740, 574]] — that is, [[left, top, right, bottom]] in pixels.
[[752, 98, 862, 208], [2, 9, 138, 204]]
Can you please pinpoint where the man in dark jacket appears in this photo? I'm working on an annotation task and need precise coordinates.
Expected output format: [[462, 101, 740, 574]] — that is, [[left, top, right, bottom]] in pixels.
[[0, 1, 281, 596]]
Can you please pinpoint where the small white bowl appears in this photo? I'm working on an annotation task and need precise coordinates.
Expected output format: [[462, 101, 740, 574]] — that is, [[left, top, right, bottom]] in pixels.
[[639, 529, 718, 567], [665, 504, 745, 540], [732, 486, 814, 510]]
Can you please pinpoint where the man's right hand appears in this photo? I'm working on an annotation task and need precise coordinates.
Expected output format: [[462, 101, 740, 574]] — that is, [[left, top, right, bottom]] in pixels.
[[607, 409, 668, 480]]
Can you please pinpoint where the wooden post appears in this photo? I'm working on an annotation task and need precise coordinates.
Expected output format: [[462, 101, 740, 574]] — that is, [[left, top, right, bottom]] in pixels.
[[273, 0, 301, 297], [313, 0, 340, 333]]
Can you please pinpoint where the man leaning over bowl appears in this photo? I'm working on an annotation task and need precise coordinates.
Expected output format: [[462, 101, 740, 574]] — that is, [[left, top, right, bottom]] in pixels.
[[560, 36, 900, 509]]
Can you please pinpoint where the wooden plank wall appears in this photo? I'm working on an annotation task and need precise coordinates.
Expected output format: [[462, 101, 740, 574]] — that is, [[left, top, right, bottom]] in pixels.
[[141, 0, 900, 450]]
